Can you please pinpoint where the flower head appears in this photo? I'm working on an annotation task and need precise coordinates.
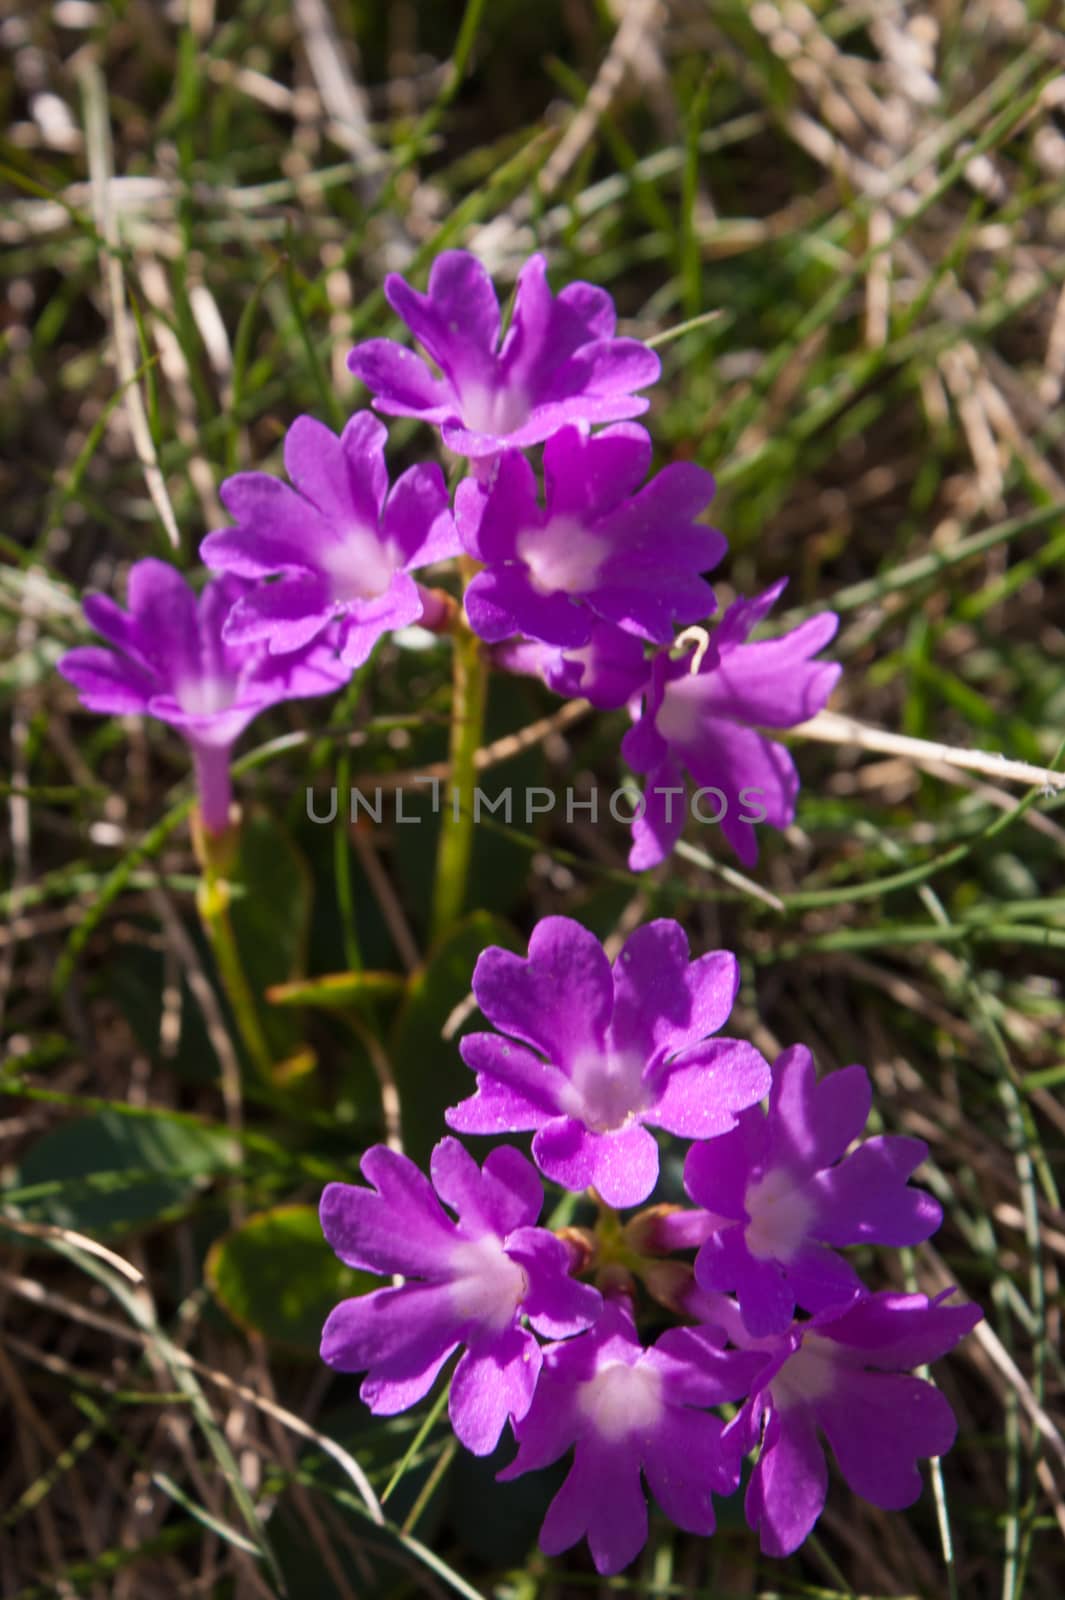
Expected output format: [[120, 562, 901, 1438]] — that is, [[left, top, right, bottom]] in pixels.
[[457, 424, 724, 648], [57, 559, 347, 832], [622, 579, 841, 869], [447, 917, 771, 1208], [347, 251, 661, 459], [685, 1044, 943, 1336], [319, 1139, 601, 1456], [710, 1289, 982, 1557], [500, 1298, 763, 1575], [494, 618, 649, 710], [200, 412, 458, 668]]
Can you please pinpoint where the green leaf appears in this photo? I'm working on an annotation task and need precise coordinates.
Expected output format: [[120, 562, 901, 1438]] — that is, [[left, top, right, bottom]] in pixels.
[[206, 1204, 373, 1354], [266, 969, 407, 1010], [389, 910, 522, 1168], [9, 1110, 233, 1235]]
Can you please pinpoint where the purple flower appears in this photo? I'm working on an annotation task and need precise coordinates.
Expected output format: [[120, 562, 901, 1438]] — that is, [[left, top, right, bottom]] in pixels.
[[494, 619, 650, 710], [200, 413, 458, 669], [685, 1044, 943, 1336], [499, 1298, 763, 1575], [622, 579, 841, 869], [319, 1139, 601, 1456], [447, 917, 771, 1208], [457, 425, 724, 648], [711, 1289, 982, 1557], [347, 251, 661, 459], [57, 559, 348, 834]]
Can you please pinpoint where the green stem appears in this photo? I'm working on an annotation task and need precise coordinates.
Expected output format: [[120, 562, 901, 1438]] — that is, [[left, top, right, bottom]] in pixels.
[[197, 863, 274, 1082], [430, 584, 488, 944]]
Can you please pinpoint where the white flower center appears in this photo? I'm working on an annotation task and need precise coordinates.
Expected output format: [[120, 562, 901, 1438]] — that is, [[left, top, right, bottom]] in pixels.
[[516, 516, 611, 597], [578, 1359, 663, 1442], [458, 379, 529, 438], [561, 1047, 649, 1133], [448, 1234, 527, 1332], [771, 1333, 838, 1409], [175, 675, 235, 716], [655, 676, 706, 746], [319, 526, 399, 604], [744, 1167, 816, 1262]]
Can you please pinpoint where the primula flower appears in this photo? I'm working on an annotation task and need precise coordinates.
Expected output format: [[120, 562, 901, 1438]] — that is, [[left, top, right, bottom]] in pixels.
[[702, 1289, 982, 1557], [494, 618, 649, 710], [318, 1139, 601, 1456], [622, 579, 841, 869], [200, 412, 458, 668], [447, 917, 771, 1208], [685, 1044, 943, 1336], [347, 250, 661, 459], [57, 559, 347, 834], [500, 1298, 763, 1575], [457, 424, 724, 648]]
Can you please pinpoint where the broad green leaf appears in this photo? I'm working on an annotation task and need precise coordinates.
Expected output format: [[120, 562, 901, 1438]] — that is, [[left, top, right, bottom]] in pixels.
[[9, 1110, 233, 1235], [206, 1204, 373, 1354]]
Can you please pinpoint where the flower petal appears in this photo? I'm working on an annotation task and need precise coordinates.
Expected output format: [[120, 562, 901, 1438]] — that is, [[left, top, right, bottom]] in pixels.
[[384, 462, 458, 568], [449, 1324, 541, 1456], [610, 922, 738, 1064], [464, 567, 592, 648], [641, 1408, 733, 1533], [346, 338, 452, 418], [542, 423, 653, 519], [746, 1403, 828, 1558], [320, 1281, 461, 1415], [685, 1112, 766, 1218], [533, 1118, 660, 1207], [766, 1048, 871, 1173], [543, 337, 661, 406], [386, 251, 501, 389], [471, 917, 613, 1068], [815, 1370, 958, 1509], [627, 760, 687, 871], [540, 1436, 648, 1575], [651, 1040, 771, 1139], [222, 577, 334, 654], [428, 1137, 543, 1237], [506, 1226, 603, 1338], [319, 1146, 457, 1277], [450, 1032, 571, 1131], [815, 1290, 983, 1370], [702, 615, 840, 727], [284, 412, 387, 527], [58, 646, 156, 716], [216, 474, 338, 567], [685, 723, 799, 866], [810, 1136, 943, 1246]]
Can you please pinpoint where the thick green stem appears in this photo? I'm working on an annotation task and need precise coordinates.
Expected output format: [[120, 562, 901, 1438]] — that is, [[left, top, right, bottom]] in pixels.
[[196, 850, 274, 1082], [430, 585, 488, 944]]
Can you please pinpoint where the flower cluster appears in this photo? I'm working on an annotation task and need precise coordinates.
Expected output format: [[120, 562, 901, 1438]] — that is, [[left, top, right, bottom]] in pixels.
[[320, 915, 979, 1574], [352, 251, 842, 869], [58, 251, 838, 866], [51, 249, 981, 1575]]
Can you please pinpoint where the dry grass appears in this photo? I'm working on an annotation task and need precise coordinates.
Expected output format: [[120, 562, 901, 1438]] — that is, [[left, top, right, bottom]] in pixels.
[[2, 1, 1064, 1596]]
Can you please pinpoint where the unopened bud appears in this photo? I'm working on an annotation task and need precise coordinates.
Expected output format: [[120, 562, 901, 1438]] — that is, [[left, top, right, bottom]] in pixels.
[[623, 1203, 690, 1256], [555, 1225, 596, 1275], [638, 1259, 696, 1316]]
